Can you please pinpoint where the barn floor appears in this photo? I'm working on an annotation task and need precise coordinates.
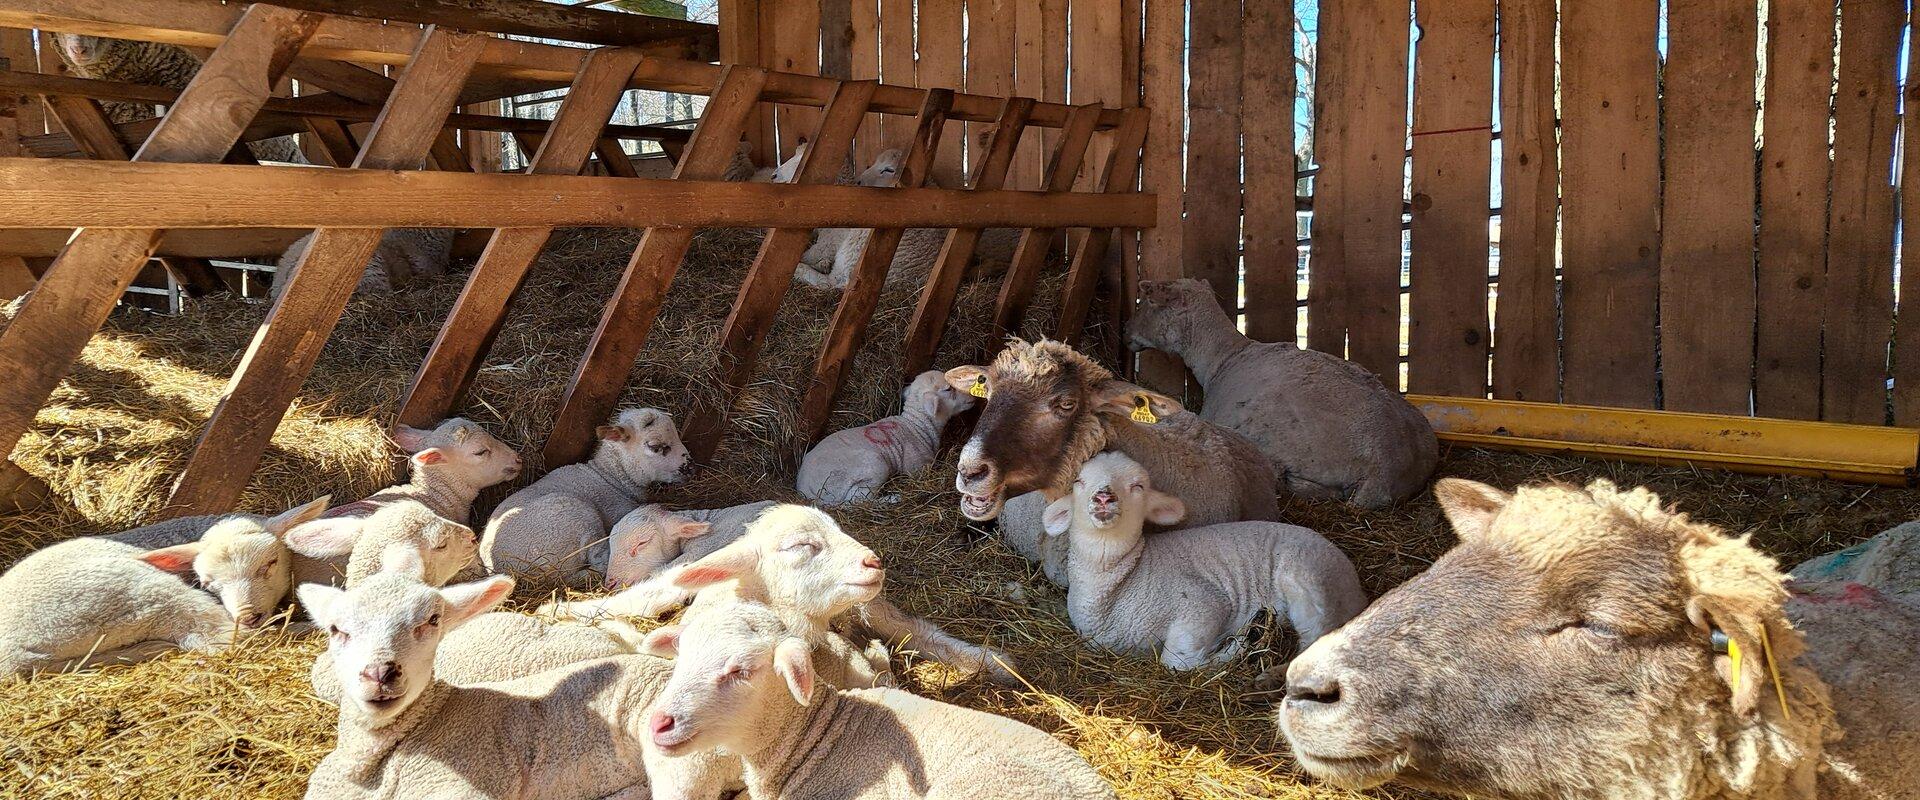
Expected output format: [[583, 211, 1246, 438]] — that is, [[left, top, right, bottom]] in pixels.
[[2, 229, 1915, 799]]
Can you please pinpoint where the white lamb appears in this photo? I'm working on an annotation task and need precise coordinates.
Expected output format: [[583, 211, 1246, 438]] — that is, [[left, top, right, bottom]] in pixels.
[[300, 566, 732, 800], [0, 497, 329, 677], [794, 149, 1019, 291], [598, 501, 777, 589], [482, 407, 689, 593], [1043, 452, 1369, 672], [273, 228, 457, 299], [642, 601, 1115, 800], [797, 371, 975, 505]]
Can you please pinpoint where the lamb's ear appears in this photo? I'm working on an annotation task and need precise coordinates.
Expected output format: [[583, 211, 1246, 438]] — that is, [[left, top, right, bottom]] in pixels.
[[297, 583, 345, 628], [1687, 595, 1769, 717], [944, 365, 988, 395], [596, 424, 631, 443], [265, 495, 333, 535], [282, 518, 362, 558], [410, 448, 448, 467], [1433, 478, 1509, 542], [671, 542, 759, 589], [773, 637, 816, 706], [639, 624, 682, 657], [381, 546, 426, 581], [672, 520, 714, 541], [440, 575, 515, 629], [139, 542, 203, 574], [1144, 489, 1187, 526], [392, 424, 433, 453], [920, 389, 944, 417], [1680, 533, 1795, 719], [1042, 497, 1074, 537], [1090, 379, 1183, 421]]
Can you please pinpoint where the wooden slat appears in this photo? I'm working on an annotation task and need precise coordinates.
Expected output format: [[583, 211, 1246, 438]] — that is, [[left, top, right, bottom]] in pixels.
[[900, 97, 1034, 377], [802, 91, 965, 441], [1241, 0, 1295, 343], [166, 26, 486, 515], [966, 0, 1016, 176], [1897, 3, 1920, 424], [302, 116, 359, 166], [541, 66, 770, 469], [682, 79, 880, 462], [0, 4, 319, 467], [1489, 0, 1559, 403], [1310, 0, 1411, 381], [1, 27, 42, 141], [877, 0, 914, 151], [917, 0, 965, 186], [1134, 0, 1187, 394], [1754, 0, 1836, 420], [990, 103, 1100, 342], [0, 254, 31, 297], [256, 0, 717, 57], [594, 137, 640, 177], [1407, 0, 1493, 397], [1559, 0, 1659, 408], [1659, 0, 1758, 414], [1822, 0, 1903, 424], [769, 0, 820, 157], [1013, 0, 1068, 191], [819, 0, 853, 80], [849, 0, 881, 166], [396, 46, 649, 432], [718, 0, 770, 165], [1182, 0, 1242, 314], [1055, 108, 1149, 342], [465, 99, 504, 172], [1071, 0, 1125, 268]]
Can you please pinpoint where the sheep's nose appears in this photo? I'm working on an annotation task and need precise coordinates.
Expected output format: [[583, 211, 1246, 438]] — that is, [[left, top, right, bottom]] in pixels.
[[861, 555, 882, 571], [650, 710, 676, 735], [1285, 669, 1343, 707], [237, 612, 264, 628], [960, 463, 990, 483], [361, 662, 401, 686], [1092, 489, 1115, 504]]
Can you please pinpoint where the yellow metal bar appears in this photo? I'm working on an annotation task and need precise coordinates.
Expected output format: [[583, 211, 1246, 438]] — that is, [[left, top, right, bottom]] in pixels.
[[1408, 395, 1919, 486]]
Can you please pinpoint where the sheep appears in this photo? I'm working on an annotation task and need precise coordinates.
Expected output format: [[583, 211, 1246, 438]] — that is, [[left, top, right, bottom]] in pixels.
[[1042, 452, 1367, 673], [1128, 278, 1438, 508], [0, 497, 329, 677], [482, 407, 690, 593], [272, 228, 458, 300], [598, 501, 778, 590], [794, 149, 1020, 291], [300, 566, 735, 800], [1278, 478, 1920, 800], [1792, 520, 1918, 598], [50, 33, 302, 162], [642, 601, 1115, 800], [797, 370, 976, 505]]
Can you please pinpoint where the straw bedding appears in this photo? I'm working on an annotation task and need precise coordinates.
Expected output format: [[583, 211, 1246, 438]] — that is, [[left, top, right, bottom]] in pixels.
[[2, 228, 1916, 800]]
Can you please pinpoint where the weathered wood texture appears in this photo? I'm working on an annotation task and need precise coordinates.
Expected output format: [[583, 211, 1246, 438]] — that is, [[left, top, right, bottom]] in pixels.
[[254, 0, 716, 57], [1134, 0, 1187, 395], [769, 0, 819, 156], [1822, 0, 1902, 424], [1181, 0, 1241, 315], [992, 103, 1101, 342], [917, 0, 965, 185], [1055, 107, 1149, 342], [1489, 0, 1558, 403], [1240, 0, 1295, 344]]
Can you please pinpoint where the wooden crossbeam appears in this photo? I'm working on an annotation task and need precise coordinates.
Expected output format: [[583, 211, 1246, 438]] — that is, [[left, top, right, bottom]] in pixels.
[[989, 103, 1101, 344], [165, 26, 487, 515], [262, 0, 718, 56], [0, 4, 320, 473], [681, 79, 887, 462], [798, 90, 964, 444], [1053, 108, 1149, 342], [593, 137, 641, 177], [899, 98, 1035, 378], [396, 46, 651, 431], [541, 65, 770, 469]]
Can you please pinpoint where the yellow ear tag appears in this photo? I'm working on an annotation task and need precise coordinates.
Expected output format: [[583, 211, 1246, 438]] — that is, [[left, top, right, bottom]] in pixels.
[[968, 377, 989, 399], [1130, 394, 1159, 424], [1726, 636, 1743, 693], [1759, 625, 1791, 721]]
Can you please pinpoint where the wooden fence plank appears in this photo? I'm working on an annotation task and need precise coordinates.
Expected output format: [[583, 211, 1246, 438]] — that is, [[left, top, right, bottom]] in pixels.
[[819, 0, 853, 80], [770, 0, 820, 157], [992, 103, 1100, 341], [1754, 0, 1836, 420], [1897, 5, 1920, 423], [901, 97, 1034, 376], [1181, 0, 1241, 315], [917, 0, 965, 186], [1490, 0, 1558, 403], [966, 0, 1015, 176], [542, 66, 769, 469], [1660, 0, 1758, 414], [1, 27, 41, 140], [0, 4, 318, 472], [795, 90, 954, 443], [257, 0, 718, 56], [718, 0, 771, 165], [1014, 0, 1067, 190], [1822, 0, 1902, 424], [850, 0, 880, 166], [166, 26, 485, 514], [683, 79, 879, 462], [396, 47, 649, 431], [1240, 0, 1296, 344], [878, 0, 913, 152], [1135, 0, 1186, 394], [1407, 0, 1493, 397], [1559, 0, 1659, 408], [1055, 108, 1149, 342], [1072, 0, 1124, 268]]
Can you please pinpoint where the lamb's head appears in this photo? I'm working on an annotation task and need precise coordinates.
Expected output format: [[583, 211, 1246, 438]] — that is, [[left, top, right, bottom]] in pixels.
[[300, 565, 514, 728], [1280, 479, 1831, 799], [594, 408, 690, 486], [947, 339, 1182, 520], [767, 139, 810, 183], [393, 417, 521, 493], [606, 505, 713, 589], [345, 501, 479, 587], [139, 496, 331, 628], [645, 601, 814, 758], [856, 149, 906, 187], [1042, 452, 1186, 537], [51, 34, 116, 68], [667, 505, 883, 621], [903, 369, 974, 427], [1128, 278, 1229, 354]]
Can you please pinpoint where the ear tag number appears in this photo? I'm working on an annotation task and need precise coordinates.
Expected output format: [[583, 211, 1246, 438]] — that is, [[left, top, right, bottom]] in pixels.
[[969, 377, 990, 399], [1130, 395, 1159, 424]]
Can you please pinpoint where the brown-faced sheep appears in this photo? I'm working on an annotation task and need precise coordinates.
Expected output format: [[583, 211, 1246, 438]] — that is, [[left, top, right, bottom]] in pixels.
[[1279, 478, 1919, 800]]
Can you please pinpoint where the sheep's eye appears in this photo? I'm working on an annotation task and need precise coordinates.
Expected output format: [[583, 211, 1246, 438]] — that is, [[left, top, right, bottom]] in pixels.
[[784, 539, 820, 555], [329, 625, 348, 641], [1550, 619, 1617, 641], [648, 442, 671, 455], [426, 613, 442, 627], [475, 448, 490, 457], [1052, 398, 1077, 414], [431, 541, 448, 551]]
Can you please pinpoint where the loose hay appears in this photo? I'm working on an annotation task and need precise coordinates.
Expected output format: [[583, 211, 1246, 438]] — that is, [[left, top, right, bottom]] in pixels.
[[2, 228, 1917, 799]]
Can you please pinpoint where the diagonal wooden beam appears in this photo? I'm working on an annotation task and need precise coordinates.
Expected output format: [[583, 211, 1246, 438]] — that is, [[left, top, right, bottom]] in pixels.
[[0, 4, 319, 470], [798, 91, 967, 445], [396, 46, 651, 431], [899, 97, 1034, 378], [165, 26, 487, 515], [541, 65, 770, 468], [680, 79, 889, 462], [1053, 107, 1149, 342], [593, 137, 641, 177], [989, 103, 1100, 345], [301, 116, 359, 166], [262, 0, 718, 57]]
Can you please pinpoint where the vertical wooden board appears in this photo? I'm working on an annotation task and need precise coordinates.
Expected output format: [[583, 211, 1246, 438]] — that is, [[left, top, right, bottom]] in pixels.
[[465, 99, 504, 172], [1014, 0, 1067, 190], [719, 0, 773, 166], [1182, 0, 1241, 315], [917, 0, 966, 185], [770, 0, 820, 157], [1896, 6, 1920, 423], [1406, 0, 1493, 396], [1559, 0, 1659, 408], [1135, 0, 1187, 395], [1823, 0, 1902, 424], [878, 0, 915, 150], [966, 0, 1016, 175], [850, 0, 881, 165], [1311, 0, 1411, 380], [1659, 0, 1758, 415], [821, 0, 854, 80], [1754, 0, 1835, 420], [1072, 0, 1125, 192], [1490, 0, 1559, 403], [1, 27, 40, 144], [1241, 0, 1295, 343]]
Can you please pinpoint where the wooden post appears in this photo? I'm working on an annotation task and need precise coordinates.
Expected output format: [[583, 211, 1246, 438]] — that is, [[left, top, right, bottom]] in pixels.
[[1489, 0, 1560, 404], [989, 103, 1101, 343], [1240, 0, 1297, 345], [1055, 107, 1149, 342]]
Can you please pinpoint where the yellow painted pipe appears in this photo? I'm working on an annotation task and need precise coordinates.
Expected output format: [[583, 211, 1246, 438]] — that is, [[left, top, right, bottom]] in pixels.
[[1407, 395, 1919, 486]]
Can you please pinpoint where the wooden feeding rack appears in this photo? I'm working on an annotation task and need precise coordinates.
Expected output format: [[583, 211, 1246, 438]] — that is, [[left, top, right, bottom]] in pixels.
[[0, 0, 1152, 516]]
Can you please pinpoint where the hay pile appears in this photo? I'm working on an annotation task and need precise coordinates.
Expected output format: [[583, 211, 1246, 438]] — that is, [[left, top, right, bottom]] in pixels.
[[3, 228, 1917, 799]]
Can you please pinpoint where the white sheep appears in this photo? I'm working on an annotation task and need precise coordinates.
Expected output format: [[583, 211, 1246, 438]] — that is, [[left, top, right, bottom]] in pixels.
[[598, 501, 777, 590], [794, 149, 1019, 291], [642, 601, 1115, 800], [482, 407, 689, 593], [797, 371, 976, 505], [1043, 452, 1368, 672], [273, 228, 457, 299], [0, 497, 329, 677], [300, 566, 733, 800]]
